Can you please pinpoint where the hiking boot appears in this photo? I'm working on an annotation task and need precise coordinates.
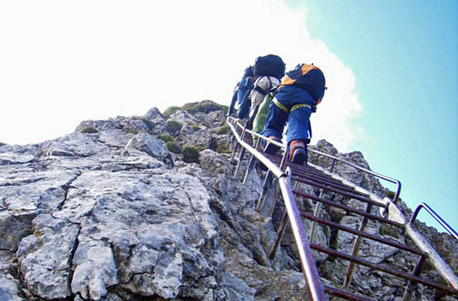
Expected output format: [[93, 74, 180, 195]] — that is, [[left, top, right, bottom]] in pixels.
[[263, 136, 281, 154], [289, 140, 307, 165]]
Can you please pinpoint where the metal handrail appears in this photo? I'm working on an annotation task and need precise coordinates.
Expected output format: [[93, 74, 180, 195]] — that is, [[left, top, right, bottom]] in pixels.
[[309, 148, 402, 205], [226, 117, 326, 300], [410, 202, 458, 240], [229, 118, 401, 206], [226, 116, 458, 296]]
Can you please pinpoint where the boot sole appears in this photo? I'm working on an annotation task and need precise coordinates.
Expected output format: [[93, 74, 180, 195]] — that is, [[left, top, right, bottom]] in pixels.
[[291, 149, 307, 165], [264, 142, 280, 154]]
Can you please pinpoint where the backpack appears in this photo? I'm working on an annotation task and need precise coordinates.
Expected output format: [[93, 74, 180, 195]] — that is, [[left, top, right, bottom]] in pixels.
[[252, 90, 276, 136], [249, 76, 280, 119], [253, 54, 285, 80], [280, 63, 326, 104]]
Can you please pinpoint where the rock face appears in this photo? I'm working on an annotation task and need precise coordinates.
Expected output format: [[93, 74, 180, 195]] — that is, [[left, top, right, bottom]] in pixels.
[[0, 100, 456, 300]]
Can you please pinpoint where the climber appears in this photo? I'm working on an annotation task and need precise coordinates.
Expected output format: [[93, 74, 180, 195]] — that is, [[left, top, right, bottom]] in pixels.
[[247, 54, 285, 129], [228, 66, 254, 120], [251, 89, 277, 147], [261, 63, 326, 165]]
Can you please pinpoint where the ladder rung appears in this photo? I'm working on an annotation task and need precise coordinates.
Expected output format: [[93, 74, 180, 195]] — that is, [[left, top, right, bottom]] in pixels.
[[300, 211, 424, 256], [311, 244, 458, 295], [324, 285, 375, 301], [293, 176, 384, 208], [293, 190, 404, 228]]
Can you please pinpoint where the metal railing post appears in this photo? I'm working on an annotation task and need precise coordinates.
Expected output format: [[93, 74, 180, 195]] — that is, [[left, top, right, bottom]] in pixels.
[[344, 203, 373, 289], [410, 203, 458, 240], [401, 255, 425, 301], [256, 170, 274, 212]]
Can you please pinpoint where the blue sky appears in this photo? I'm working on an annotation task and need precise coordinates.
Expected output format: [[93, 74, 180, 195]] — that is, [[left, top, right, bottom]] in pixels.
[[0, 0, 456, 231], [294, 0, 458, 231]]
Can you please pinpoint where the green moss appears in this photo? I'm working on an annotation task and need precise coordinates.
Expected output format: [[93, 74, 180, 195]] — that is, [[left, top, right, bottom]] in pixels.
[[216, 147, 232, 154], [182, 146, 200, 163], [163, 106, 181, 118], [158, 134, 174, 143], [323, 225, 330, 238], [217, 126, 230, 135], [123, 128, 139, 134], [182, 100, 228, 114], [166, 141, 181, 154], [166, 120, 183, 136], [386, 190, 396, 199], [192, 125, 201, 131], [141, 118, 154, 132], [80, 127, 98, 134], [380, 224, 400, 239]]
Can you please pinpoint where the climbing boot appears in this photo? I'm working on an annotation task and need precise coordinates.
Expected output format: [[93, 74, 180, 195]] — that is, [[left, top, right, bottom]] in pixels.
[[263, 136, 281, 154], [289, 140, 307, 165]]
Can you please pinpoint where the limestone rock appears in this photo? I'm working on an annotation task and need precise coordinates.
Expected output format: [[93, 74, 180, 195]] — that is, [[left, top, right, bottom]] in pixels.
[[0, 101, 455, 301]]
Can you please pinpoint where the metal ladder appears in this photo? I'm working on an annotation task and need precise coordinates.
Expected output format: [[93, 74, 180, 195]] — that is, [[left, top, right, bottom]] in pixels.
[[226, 117, 458, 300]]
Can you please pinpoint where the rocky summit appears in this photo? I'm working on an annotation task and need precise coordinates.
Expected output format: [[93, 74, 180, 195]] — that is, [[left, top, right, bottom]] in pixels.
[[0, 100, 456, 300]]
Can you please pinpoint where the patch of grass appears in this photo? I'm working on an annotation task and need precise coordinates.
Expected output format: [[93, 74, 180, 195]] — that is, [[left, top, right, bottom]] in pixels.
[[216, 143, 230, 153], [192, 125, 201, 131], [380, 224, 400, 239], [386, 190, 396, 200], [80, 126, 98, 134], [166, 120, 183, 136], [123, 128, 139, 134], [182, 146, 200, 163], [141, 118, 154, 132], [182, 100, 228, 114], [158, 134, 174, 143], [163, 106, 181, 118], [166, 141, 181, 154], [216, 126, 229, 135]]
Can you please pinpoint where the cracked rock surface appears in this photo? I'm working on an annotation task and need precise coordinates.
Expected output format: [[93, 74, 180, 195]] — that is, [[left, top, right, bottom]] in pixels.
[[0, 104, 299, 300], [1, 102, 456, 300]]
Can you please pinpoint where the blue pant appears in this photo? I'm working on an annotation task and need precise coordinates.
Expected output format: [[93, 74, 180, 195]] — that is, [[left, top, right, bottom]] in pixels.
[[236, 77, 253, 119], [237, 88, 251, 119], [261, 86, 315, 145]]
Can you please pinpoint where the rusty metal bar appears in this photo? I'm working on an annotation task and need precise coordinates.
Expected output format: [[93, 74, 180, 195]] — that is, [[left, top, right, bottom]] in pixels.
[[226, 116, 458, 299], [293, 176, 385, 208], [293, 172, 361, 193], [230, 141, 239, 163], [227, 119, 327, 299], [410, 202, 458, 240], [243, 153, 256, 184], [405, 223, 458, 289], [401, 255, 425, 301], [324, 285, 375, 301], [256, 170, 274, 212], [310, 243, 458, 295], [330, 158, 337, 173], [309, 190, 324, 243], [294, 190, 405, 228], [278, 169, 327, 300], [299, 211, 423, 255], [344, 203, 373, 289], [233, 146, 246, 178], [309, 149, 402, 205], [269, 210, 289, 259], [268, 183, 282, 218], [294, 174, 357, 194]]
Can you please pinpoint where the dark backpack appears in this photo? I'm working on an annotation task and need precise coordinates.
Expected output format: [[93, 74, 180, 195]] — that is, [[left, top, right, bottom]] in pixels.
[[253, 54, 285, 80], [281, 63, 326, 104]]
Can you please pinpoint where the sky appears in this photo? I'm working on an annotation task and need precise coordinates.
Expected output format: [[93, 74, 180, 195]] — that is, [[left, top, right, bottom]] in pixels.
[[0, 1, 456, 232]]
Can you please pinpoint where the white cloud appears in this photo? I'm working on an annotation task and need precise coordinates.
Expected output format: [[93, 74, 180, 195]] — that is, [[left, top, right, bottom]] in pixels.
[[0, 0, 362, 151]]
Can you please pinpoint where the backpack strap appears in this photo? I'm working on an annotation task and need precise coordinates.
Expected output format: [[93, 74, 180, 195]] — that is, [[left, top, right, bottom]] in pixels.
[[272, 98, 317, 114]]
